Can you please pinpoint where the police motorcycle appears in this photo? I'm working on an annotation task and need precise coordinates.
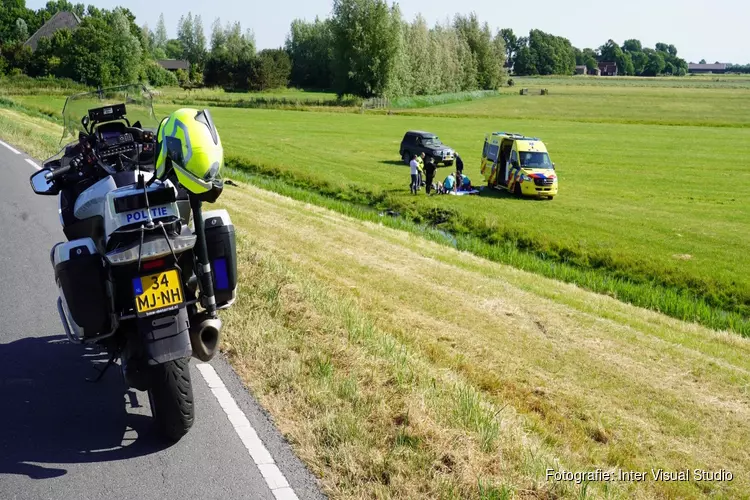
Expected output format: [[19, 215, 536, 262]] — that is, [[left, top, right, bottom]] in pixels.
[[28, 84, 237, 442]]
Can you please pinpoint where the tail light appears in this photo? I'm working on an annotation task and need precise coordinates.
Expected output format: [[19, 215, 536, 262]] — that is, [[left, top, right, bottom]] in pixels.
[[142, 258, 166, 271]]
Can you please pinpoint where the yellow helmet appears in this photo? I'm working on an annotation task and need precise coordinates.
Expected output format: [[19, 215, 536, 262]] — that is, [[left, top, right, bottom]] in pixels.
[[155, 108, 223, 201]]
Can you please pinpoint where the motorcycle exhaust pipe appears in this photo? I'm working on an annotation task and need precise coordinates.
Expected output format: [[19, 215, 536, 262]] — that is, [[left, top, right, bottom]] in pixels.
[[189, 313, 222, 362]]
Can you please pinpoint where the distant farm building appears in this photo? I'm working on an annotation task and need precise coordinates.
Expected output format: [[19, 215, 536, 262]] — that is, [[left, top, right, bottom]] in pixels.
[[157, 59, 190, 72], [24, 11, 81, 51], [598, 61, 618, 76], [575, 65, 601, 76], [688, 63, 727, 74]]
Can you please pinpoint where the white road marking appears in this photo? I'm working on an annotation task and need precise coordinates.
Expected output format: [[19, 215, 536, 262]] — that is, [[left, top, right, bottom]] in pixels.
[[196, 363, 299, 500], [25, 158, 41, 170], [0, 139, 21, 155]]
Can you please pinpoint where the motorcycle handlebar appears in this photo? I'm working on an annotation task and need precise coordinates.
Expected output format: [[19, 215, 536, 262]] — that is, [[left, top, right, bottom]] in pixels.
[[45, 163, 73, 181]]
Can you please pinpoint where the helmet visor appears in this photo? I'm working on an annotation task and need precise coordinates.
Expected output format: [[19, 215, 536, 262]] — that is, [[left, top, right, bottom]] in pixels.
[[165, 135, 185, 167]]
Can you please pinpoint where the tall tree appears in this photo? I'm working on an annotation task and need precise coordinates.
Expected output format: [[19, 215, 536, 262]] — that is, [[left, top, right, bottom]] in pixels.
[[193, 15, 206, 66], [405, 14, 434, 95], [61, 16, 112, 86], [176, 13, 193, 61], [154, 13, 168, 50], [518, 29, 575, 75], [642, 48, 665, 76], [164, 39, 182, 59], [285, 16, 335, 90], [513, 45, 536, 75], [249, 48, 291, 90], [330, 0, 402, 98], [203, 20, 255, 89], [109, 8, 142, 83], [13, 18, 28, 41], [491, 30, 506, 79], [140, 23, 154, 56], [454, 13, 503, 89], [210, 17, 226, 51], [499, 28, 517, 67], [655, 42, 669, 54], [598, 39, 633, 75], [622, 39, 642, 53]]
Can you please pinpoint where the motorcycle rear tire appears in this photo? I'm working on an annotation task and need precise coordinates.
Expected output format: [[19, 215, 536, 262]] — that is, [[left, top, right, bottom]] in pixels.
[[148, 357, 195, 442]]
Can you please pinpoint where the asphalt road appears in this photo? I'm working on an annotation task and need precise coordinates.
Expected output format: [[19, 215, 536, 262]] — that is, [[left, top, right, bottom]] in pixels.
[[0, 144, 326, 500]]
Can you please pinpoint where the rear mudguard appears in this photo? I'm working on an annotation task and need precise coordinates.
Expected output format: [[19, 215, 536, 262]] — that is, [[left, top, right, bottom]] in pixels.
[[121, 304, 194, 391], [138, 306, 192, 365]]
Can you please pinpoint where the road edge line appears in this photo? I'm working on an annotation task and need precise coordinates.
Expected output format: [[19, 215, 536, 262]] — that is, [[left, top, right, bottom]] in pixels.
[[196, 362, 300, 500], [0, 139, 21, 155], [25, 158, 41, 170]]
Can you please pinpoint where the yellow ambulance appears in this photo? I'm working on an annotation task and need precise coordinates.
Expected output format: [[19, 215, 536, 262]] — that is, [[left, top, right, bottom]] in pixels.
[[480, 132, 558, 199]]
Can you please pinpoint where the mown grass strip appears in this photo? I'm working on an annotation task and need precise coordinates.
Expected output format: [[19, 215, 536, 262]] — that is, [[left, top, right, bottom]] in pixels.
[[388, 90, 503, 109], [0, 96, 64, 124], [167, 95, 363, 110], [383, 109, 750, 128], [223, 162, 750, 338], [220, 232, 580, 499]]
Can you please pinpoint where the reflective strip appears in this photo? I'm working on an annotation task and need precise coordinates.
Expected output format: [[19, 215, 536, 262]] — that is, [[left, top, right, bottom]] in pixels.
[[202, 263, 212, 273], [174, 161, 212, 192], [205, 295, 216, 306], [171, 118, 193, 165]]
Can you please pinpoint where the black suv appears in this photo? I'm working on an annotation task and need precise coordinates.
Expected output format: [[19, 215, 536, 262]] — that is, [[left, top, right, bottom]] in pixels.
[[399, 130, 455, 166]]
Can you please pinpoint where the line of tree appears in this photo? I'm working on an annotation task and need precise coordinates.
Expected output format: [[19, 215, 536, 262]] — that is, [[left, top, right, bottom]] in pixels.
[[2, 0, 747, 97], [285, 1, 507, 97], [726, 64, 750, 74], [0, 0, 292, 91], [500, 28, 690, 76]]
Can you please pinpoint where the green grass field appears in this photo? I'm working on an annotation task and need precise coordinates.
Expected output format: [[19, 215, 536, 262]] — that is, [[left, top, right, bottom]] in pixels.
[[400, 85, 750, 126], [3, 76, 750, 335]]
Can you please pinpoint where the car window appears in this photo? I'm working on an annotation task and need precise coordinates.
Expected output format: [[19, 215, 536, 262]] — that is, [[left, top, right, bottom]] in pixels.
[[510, 150, 518, 166], [482, 141, 489, 158], [488, 144, 499, 162], [520, 151, 553, 168]]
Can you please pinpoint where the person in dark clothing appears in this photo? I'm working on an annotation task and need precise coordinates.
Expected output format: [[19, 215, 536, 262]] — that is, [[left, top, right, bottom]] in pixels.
[[455, 152, 464, 175], [424, 156, 437, 194]]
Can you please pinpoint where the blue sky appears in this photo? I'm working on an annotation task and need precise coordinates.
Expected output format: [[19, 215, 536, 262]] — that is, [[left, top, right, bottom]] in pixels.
[[27, 0, 749, 63]]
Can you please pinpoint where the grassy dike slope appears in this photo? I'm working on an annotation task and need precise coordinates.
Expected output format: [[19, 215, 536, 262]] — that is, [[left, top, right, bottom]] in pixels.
[[216, 180, 750, 499]]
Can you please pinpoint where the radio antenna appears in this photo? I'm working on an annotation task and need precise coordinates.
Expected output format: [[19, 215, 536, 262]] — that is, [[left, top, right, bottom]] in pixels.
[[138, 173, 155, 229]]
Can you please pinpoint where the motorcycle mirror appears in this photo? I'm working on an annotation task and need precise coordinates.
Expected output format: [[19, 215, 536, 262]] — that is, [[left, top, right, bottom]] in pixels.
[[30, 168, 59, 196]]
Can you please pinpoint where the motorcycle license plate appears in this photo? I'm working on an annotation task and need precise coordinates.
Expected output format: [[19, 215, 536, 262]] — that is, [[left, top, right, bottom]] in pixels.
[[133, 269, 184, 315]]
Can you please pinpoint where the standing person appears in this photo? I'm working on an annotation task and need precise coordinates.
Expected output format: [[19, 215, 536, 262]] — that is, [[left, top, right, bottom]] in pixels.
[[455, 151, 464, 176], [409, 154, 420, 194], [424, 156, 437, 195], [418, 152, 426, 189]]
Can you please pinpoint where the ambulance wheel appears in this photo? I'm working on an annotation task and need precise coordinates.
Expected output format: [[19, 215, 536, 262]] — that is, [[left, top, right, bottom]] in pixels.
[[514, 183, 522, 197], [445, 161, 454, 167]]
